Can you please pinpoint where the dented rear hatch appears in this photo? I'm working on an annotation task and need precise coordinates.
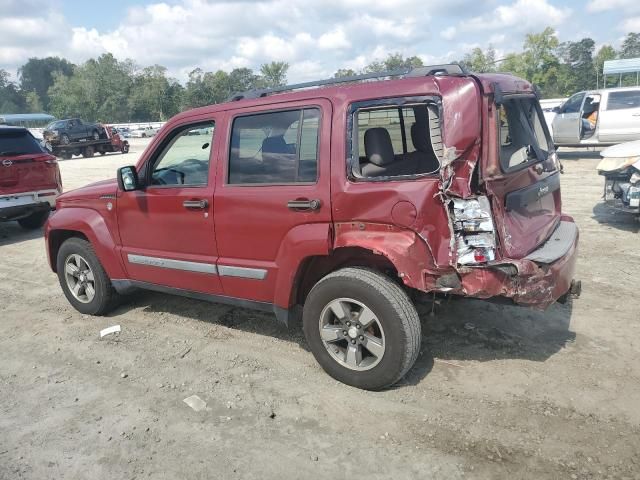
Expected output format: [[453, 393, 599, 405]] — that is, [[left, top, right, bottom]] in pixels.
[[482, 93, 562, 259]]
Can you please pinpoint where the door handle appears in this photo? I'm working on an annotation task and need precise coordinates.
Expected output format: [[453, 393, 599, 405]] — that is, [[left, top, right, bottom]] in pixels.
[[287, 199, 321, 211], [183, 199, 208, 209]]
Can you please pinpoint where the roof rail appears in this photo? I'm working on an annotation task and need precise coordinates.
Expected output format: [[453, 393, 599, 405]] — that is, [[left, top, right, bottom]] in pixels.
[[227, 63, 468, 102]]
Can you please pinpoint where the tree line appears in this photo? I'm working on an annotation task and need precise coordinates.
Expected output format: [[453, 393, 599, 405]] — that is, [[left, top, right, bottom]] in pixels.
[[1, 29, 639, 123]]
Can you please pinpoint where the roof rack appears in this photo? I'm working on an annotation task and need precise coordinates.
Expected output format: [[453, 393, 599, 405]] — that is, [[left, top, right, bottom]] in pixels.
[[228, 63, 469, 102]]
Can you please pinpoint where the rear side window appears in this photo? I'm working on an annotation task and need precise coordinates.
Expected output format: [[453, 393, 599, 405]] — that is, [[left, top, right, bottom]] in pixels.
[[607, 91, 640, 110], [498, 97, 550, 171], [228, 108, 320, 184], [351, 102, 441, 179], [0, 130, 45, 156]]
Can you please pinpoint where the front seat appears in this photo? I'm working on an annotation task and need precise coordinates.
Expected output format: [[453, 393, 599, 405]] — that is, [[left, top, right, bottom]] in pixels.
[[361, 128, 397, 177], [409, 121, 440, 173]]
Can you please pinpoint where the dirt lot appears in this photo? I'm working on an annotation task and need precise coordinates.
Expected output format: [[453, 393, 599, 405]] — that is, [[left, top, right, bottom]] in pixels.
[[1, 140, 639, 479]]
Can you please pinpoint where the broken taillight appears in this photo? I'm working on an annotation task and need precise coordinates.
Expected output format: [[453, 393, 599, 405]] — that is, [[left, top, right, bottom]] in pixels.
[[452, 196, 496, 265]]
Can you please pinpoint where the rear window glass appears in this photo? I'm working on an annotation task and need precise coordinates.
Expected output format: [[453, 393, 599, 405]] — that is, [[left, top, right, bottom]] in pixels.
[[498, 98, 550, 171], [607, 91, 640, 110], [228, 108, 320, 184], [352, 103, 440, 179], [0, 130, 45, 156]]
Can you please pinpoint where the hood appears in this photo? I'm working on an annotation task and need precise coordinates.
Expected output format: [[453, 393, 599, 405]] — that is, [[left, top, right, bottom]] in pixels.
[[58, 178, 117, 203], [597, 140, 640, 172], [601, 140, 640, 159]]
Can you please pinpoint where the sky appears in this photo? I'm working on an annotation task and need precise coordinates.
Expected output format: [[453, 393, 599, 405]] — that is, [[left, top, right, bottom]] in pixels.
[[1, 0, 639, 83]]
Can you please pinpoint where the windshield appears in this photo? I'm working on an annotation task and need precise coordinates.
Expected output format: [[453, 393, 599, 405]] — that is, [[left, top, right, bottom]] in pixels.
[[46, 120, 66, 130], [0, 130, 45, 156], [499, 97, 550, 171]]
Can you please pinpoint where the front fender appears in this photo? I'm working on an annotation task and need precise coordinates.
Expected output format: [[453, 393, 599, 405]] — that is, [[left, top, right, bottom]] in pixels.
[[333, 222, 435, 291], [45, 207, 126, 279]]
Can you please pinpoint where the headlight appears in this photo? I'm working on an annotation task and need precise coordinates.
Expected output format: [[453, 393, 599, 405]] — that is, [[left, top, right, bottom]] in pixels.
[[452, 196, 497, 265]]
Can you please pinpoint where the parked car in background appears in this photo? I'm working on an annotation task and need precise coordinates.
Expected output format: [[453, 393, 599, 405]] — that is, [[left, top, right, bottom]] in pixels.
[[552, 87, 640, 147], [129, 126, 158, 138], [43, 118, 104, 145], [1, 127, 61, 229], [45, 65, 580, 390], [116, 127, 131, 138], [597, 139, 640, 218]]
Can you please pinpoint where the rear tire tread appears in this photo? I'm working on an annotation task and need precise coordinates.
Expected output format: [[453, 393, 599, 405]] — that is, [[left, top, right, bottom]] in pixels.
[[307, 267, 421, 388]]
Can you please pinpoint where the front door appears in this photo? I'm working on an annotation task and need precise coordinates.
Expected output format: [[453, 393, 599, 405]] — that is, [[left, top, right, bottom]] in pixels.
[[552, 92, 585, 144], [117, 119, 222, 294], [214, 100, 332, 304]]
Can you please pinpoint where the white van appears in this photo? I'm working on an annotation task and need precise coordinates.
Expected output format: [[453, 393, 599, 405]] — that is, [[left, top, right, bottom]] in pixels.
[[552, 87, 640, 147]]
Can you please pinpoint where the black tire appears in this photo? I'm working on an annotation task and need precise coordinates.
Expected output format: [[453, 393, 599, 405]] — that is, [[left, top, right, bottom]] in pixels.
[[121, 143, 129, 154], [99, 151, 106, 156], [92, 130, 100, 141], [82, 146, 95, 158], [17, 210, 49, 230], [60, 152, 72, 160], [60, 134, 70, 145], [302, 267, 421, 390], [56, 238, 119, 315]]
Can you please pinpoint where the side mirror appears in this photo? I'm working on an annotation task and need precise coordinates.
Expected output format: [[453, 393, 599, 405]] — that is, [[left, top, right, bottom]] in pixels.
[[552, 106, 560, 113], [118, 166, 140, 191]]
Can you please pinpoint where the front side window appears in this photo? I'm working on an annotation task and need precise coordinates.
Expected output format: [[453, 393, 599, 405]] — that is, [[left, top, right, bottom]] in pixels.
[[559, 92, 585, 114], [499, 97, 550, 171], [351, 103, 441, 179], [150, 122, 214, 186], [228, 108, 320, 184], [607, 91, 640, 111]]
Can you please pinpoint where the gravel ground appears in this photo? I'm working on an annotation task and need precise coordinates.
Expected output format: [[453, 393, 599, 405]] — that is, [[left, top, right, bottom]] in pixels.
[[1, 140, 639, 479]]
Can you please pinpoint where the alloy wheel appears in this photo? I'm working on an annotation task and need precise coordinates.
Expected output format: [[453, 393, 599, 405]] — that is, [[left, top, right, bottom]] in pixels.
[[64, 254, 96, 304], [318, 297, 386, 371]]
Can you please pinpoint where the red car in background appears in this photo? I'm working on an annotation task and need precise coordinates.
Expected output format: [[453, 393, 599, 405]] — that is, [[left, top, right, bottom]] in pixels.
[[1, 127, 61, 229]]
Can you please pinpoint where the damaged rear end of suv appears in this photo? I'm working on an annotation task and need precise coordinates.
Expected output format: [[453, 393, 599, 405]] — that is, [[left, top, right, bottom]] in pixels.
[[45, 64, 579, 390]]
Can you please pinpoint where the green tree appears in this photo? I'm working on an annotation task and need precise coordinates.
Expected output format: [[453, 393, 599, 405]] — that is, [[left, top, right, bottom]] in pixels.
[[557, 38, 596, 94], [594, 45, 617, 88], [25, 91, 43, 113], [129, 65, 182, 121], [462, 47, 497, 72], [619, 32, 640, 59], [48, 54, 134, 122], [0, 69, 27, 113], [18, 57, 74, 111], [259, 61, 289, 88], [364, 53, 423, 73], [334, 68, 357, 78]]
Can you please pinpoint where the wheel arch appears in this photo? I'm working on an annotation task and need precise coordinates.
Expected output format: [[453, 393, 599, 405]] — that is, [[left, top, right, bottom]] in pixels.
[[46, 207, 126, 279]]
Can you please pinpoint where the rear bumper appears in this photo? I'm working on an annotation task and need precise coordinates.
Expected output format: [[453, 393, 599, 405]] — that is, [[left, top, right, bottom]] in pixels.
[[0, 189, 59, 221], [451, 218, 580, 309]]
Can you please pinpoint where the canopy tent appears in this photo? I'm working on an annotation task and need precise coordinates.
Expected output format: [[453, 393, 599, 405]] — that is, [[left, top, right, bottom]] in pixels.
[[603, 58, 640, 87]]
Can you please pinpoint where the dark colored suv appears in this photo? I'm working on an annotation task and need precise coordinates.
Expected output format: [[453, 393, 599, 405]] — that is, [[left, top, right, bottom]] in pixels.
[[45, 65, 580, 390]]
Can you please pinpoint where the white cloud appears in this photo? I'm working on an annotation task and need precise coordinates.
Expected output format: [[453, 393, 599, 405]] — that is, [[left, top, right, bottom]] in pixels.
[[622, 17, 640, 31], [587, 0, 640, 14], [441, 27, 457, 40], [459, 0, 570, 33], [318, 28, 351, 50]]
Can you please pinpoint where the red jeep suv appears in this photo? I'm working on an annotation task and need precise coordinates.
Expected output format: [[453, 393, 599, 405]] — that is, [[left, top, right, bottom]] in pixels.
[[1, 127, 61, 229], [45, 65, 580, 390]]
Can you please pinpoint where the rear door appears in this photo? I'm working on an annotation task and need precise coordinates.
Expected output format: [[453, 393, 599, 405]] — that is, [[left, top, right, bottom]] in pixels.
[[213, 99, 332, 304], [486, 95, 562, 259], [598, 90, 640, 143], [552, 92, 585, 144]]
